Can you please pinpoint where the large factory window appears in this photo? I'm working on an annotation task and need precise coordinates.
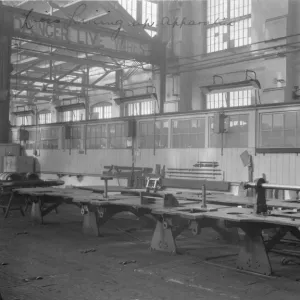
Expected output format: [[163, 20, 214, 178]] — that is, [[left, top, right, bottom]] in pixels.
[[63, 109, 85, 122], [125, 100, 156, 116], [118, 0, 137, 18], [142, 0, 158, 37], [25, 129, 39, 150], [86, 124, 107, 149], [139, 120, 169, 149], [65, 126, 81, 149], [16, 115, 32, 126], [92, 104, 112, 119], [260, 111, 300, 148], [39, 127, 59, 149], [207, 89, 252, 109], [108, 123, 127, 148], [171, 118, 205, 148], [38, 111, 51, 124], [209, 114, 249, 147], [207, 0, 251, 53]]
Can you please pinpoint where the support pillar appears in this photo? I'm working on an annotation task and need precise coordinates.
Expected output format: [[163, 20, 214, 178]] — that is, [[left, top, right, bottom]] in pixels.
[[82, 211, 100, 236], [150, 221, 177, 253], [150, 219, 186, 254], [31, 201, 43, 224], [0, 2, 13, 143], [159, 44, 167, 114], [237, 226, 272, 275]]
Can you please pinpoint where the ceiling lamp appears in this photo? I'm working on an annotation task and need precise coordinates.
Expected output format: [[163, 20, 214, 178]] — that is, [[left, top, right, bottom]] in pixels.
[[200, 70, 261, 94]]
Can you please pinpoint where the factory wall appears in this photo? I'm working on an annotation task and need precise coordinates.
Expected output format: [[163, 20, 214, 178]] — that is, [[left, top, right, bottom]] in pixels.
[[12, 101, 300, 189]]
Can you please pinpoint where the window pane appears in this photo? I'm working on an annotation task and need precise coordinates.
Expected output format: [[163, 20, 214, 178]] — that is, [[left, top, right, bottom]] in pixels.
[[261, 114, 272, 130], [284, 112, 297, 129], [207, 0, 251, 53], [138, 121, 169, 149], [284, 130, 296, 147], [273, 113, 284, 129]]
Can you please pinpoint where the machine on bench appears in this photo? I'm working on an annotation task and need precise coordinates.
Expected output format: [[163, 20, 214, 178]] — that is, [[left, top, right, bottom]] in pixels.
[[103, 165, 153, 188]]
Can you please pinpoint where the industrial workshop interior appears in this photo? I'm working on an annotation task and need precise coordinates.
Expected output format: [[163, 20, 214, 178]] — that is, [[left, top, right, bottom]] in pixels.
[[1, 0, 300, 299]]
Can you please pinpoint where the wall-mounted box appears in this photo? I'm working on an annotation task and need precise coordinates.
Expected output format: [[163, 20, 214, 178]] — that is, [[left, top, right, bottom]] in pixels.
[[19, 129, 29, 141], [65, 125, 71, 139], [3, 156, 35, 173], [124, 120, 136, 137], [0, 144, 20, 172], [213, 113, 228, 134]]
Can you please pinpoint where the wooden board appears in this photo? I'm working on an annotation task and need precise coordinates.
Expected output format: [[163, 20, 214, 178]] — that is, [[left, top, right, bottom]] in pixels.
[[162, 178, 230, 192], [75, 186, 129, 193]]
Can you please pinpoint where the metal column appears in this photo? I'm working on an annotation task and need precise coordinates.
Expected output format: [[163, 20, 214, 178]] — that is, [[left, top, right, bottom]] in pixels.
[[0, 3, 12, 143]]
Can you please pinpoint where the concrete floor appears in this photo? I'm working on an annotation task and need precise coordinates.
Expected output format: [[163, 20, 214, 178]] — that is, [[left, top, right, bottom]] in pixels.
[[1, 204, 300, 300]]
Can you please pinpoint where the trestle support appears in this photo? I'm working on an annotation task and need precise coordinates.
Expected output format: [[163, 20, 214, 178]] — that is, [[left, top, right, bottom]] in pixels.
[[150, 217, 187, 254], [237, 225, 272, 275], [30, 196, 62, 224], [31, 199, 43, 224], [81, 204, 150, 237]]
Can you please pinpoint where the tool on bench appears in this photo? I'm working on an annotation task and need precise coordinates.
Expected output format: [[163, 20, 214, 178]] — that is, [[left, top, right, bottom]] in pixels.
[[201, 184, 207, 208], [244, 178, 268, 214], [244, 178, 300, 215], [145, 176, 161, 192]]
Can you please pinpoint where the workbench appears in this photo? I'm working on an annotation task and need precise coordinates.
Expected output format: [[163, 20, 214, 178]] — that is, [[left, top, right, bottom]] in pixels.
[[0, 179, 64, 218], [10, 181, 300, 276]]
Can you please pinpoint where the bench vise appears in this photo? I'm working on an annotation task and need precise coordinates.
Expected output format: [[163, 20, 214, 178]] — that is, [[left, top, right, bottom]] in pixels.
[[244, 178, 267, 214]]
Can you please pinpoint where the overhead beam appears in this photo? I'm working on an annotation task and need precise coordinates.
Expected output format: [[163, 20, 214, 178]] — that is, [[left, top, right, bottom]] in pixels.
[[12, 59, 42, 76], [14, 72, 50, 96], [51, 65, 82, 81], [30, 65, 83, 98], [22, 67, 85, 77], [91, 71, 111, 85], [60, 75, 82, 90], [11, 95, 51, 102], [11, 84, 83, 97], [11, 75, 118, 92], [11, 49, 117, 69]]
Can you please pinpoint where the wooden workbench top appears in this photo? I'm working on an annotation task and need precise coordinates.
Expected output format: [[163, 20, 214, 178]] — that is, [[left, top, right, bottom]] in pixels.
[[12, 186, 300, 227]]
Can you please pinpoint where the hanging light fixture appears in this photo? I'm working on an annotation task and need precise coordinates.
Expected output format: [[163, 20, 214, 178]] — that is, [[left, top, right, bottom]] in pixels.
[[200, 70, 261, 94]]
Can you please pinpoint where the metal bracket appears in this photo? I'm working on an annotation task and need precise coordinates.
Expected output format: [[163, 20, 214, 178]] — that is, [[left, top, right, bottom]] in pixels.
[[81, 205, 89, 215], [189, 220, 201, 236]]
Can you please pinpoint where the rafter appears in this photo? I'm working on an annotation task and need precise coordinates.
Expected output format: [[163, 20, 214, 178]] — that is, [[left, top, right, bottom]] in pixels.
[[12, 60, 42, 76], [11, 75, 118, 92], [91, 71, 112, 86], [11, 84, 84, 97], [30, 65, 83, 98], [11, 49, 118, 70], [59, 75, 82, 90], [13, 72, 50, 96]]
